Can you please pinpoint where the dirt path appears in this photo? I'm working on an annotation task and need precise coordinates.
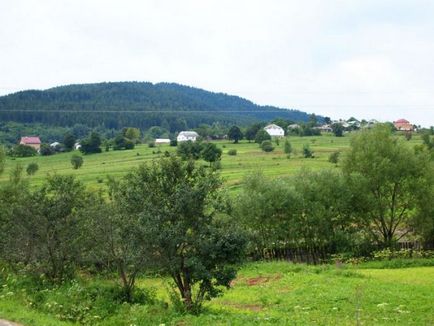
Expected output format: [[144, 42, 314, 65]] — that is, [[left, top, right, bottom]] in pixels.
[[0, 320, 23, 326]]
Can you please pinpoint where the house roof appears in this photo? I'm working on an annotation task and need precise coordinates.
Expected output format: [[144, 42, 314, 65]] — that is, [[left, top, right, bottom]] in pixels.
[[20, 136, 41, 144], [264, 124, 283, 130], [178, 131, 199, 137], [395, 119, 410, 124]]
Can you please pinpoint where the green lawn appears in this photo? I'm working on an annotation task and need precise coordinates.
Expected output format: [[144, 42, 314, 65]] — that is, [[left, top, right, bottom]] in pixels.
[[0, 134, 423, 191], [1, 261, 433, 325]]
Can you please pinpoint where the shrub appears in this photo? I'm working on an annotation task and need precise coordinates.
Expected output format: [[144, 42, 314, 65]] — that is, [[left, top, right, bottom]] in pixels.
[[261, 140, 274, 152], [9, 144, 37, 157], [170, 139, 177, 147], [148, 141, 156, 148], [40, 144, 55, 156], [26, 162, 39, 175], [328, 151, 340, 164], [71, 155, 84, 169], [303, 144, 314, 158], [227, 149, 237, 156]]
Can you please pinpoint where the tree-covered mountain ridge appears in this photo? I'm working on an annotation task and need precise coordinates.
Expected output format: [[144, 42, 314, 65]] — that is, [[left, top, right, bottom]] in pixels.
[[0, 82, 312, 130]]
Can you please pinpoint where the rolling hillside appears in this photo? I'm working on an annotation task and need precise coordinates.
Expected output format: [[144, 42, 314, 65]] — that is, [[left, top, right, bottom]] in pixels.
[[0, 82, 313, 130]]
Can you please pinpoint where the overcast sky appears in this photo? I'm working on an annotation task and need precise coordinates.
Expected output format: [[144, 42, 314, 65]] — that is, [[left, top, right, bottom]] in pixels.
[[1, 0, 434, 126]]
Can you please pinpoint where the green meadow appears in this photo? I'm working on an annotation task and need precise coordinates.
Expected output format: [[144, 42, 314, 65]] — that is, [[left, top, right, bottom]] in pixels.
[[1, 261, 433, 325], [0, 133, 422, 191]]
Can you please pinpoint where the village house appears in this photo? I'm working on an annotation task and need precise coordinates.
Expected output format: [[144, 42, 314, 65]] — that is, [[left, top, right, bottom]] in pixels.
[[264, 124, 284, 137], [394, 119, 413, 131], [177, 131, 199, 142], [155, 138, 171, 145], [20, 136, 41, 151]]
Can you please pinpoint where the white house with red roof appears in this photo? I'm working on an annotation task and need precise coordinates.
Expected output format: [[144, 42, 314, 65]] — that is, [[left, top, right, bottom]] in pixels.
[[20, 136, 41, 151], [393, 119, 413, 131]]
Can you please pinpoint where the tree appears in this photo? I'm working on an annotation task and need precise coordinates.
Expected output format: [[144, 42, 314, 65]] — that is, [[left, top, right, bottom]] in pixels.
[[245, 124, 262, 142], [113, 133, 135, 150], [123, 127, 141, 143], [9, 144, 37, 157], [255, 129, 271, 143], [63, 132, 76, 151], [79, 132, 102, 154], [26, 162, 39, 175], [342, 125, 433, 247], [39, 144, 55, 156], [261, 140, 274, 152], [332, 123, 344, 137], [303, 144, 314, 158], [71, 155, 83, 169], [284, 139, 292, 157], [177, 141, 203, 160], [201, 143, 222, 166], [121, 157, 246, 312], [228, 126, 243, 144], [328, 151, 340, 164]]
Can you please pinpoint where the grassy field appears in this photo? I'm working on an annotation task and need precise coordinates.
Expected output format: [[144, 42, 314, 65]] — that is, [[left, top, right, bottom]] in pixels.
[[1, 261, 433, 325], [0, 133, 423, 191]]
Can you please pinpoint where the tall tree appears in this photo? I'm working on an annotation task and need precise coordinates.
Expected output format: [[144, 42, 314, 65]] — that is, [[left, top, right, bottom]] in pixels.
[[63, 132, 76, 151], [228, 125, 243, 144], [342, 125, 433, 246]]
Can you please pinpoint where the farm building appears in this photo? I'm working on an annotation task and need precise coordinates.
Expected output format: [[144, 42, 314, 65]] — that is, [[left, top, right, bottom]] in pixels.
[[394, 119, 413, 131], [264, 124, 284, 137], [20, 136, 41, 151], [155, 138, 171, 145], [177, 131, 199, 142]]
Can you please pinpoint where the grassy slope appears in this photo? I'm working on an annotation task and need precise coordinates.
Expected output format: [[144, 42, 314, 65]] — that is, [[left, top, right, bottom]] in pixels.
[[0, 134, 422, 191], [1, 262, 433, 325]]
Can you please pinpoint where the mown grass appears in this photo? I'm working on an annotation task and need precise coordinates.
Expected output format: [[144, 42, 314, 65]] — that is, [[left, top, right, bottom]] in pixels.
[[0, 133, 423, 192], [1, 260, 433, 325]]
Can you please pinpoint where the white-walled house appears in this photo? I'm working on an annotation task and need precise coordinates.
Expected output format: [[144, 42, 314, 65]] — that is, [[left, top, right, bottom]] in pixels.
[[264, 124, 284, 137], [155, 138, 171, 145], [177, 131, 199, 142]]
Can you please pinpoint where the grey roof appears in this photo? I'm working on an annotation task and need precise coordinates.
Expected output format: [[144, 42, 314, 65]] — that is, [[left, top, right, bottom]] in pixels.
[[178, 131, 199, 137]]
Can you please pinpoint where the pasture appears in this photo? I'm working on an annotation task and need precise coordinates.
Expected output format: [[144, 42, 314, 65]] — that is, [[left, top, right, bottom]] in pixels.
[[0, 133, 421, 191], [1, 261, 433, 325]]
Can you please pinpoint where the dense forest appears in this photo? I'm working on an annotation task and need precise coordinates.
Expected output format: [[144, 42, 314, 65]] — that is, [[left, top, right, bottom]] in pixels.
[[0, 82, 312, 130]]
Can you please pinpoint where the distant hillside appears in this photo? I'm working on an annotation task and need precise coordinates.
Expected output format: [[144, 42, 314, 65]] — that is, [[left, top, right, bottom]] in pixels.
[[0, 82, 312, 131]]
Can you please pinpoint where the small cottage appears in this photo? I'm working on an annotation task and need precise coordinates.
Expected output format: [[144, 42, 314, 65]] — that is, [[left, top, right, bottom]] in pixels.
[[264, 124, 284, 137], [177, 131, 199, 142], [20, 136, 41, 151]]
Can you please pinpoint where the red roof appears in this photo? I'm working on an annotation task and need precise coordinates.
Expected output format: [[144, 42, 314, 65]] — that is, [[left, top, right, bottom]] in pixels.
[[20, 136, 41, 144], [395, 119, 409, 123]]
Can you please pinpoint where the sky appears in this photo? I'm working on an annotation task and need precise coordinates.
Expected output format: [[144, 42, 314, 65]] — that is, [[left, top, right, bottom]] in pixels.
[[1, 0, 434, 126]]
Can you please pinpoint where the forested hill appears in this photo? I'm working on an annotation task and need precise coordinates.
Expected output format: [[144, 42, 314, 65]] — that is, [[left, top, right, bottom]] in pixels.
[[0, 82, 312, 131]]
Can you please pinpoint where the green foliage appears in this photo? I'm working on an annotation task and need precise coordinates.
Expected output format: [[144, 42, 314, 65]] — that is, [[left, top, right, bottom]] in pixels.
[[63, 132, 76, 151], [227, 149, 237, 156], [0, 82, 311, 131], [255, 129, 271, 143], [261, 140, 274, 152], [244, 123, 263, 142], [284, 139, 292, 156], [39, 143, 55, 156], [170, 139, 178, 146], [342, 125, 434, 246], [228, 125, 243, 143], [332, 123, 344, 137], [113, 133, 135, 150], [176, 141, 203, 160], [328, 151, 340, 164], [303, 144, 314, 158], [9, 144, 37, 157], [122, 157, 246, 312], [0, 146, 5, 175], [123, 127, 141, 142], [71, 155, 83, 169], [79, 132, 102, 154], [201, 142, 222, 166], [26, 162, 39, 175]]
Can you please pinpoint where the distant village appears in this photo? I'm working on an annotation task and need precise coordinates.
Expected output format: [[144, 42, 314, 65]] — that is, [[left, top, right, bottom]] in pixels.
[[15, 118, 417, 156]]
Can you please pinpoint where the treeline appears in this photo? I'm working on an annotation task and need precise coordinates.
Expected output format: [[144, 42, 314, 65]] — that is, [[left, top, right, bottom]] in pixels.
[[0, 82, 311, 129]]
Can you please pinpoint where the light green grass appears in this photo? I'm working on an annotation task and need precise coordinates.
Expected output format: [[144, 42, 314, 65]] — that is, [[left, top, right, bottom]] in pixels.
[[1, 134, 422, 191], [1, 261, 433, 325]]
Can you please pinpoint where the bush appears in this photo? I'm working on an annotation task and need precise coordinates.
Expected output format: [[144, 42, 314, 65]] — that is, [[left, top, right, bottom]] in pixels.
[[328, 151, 340, 164], [303, 144, 314, 158], [71, 155, 84, 169], [170, 139, 177, 147], [40, 144, 55, 156], [261, 140, 274, 152], [227, 149, 237, 156], [9, 144, 37, 157], [148, 141, 156, 148], [26, 162, 39, 175]]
